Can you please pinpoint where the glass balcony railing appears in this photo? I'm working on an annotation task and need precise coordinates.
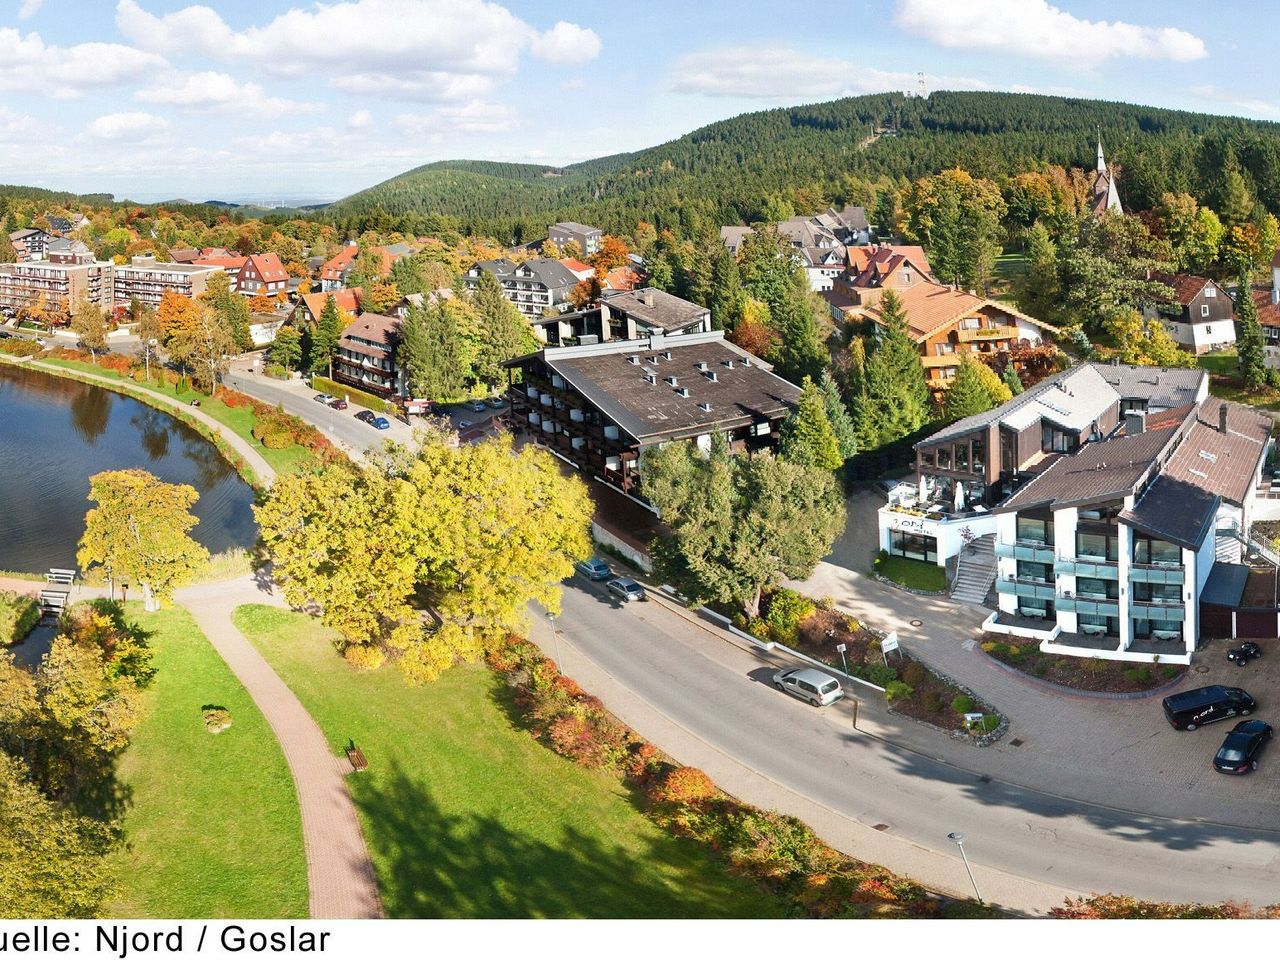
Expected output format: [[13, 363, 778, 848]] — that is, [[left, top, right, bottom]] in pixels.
[[995, 577, 1055, 601], [1130, 598, 1186, 620], [1055, 558, 1120, 579], [1055, 596, 1120, 616], [1129, 563, 1185, 585], [994, 540, 1055, 563]]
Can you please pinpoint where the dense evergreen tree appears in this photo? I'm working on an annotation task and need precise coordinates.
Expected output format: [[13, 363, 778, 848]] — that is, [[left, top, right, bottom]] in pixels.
[[943, 357, 995, 421], [857, 291, 932, 446], [817, 370, 858, 460], [1236, 279, 1267, 390], [1001, 363, 1025, 396], [780, 377, 843, 470], [469, 272, 537, 385], [401, 301, 466, 400], [307, 294, 345, 376]]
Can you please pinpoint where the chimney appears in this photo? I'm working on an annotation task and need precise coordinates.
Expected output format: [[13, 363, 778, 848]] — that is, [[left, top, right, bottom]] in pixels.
[[1220, 403, 1229, 434], [699, 402, 713, 412], [642, 290, 655, 307], [1124, 411, 1146, 436]]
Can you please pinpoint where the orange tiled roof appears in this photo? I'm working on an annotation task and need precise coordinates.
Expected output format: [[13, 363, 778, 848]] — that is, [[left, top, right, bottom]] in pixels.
[[193, 255, 247, 270], [862, 280, 1056, 341], [320, 245, 358, 281], [604, 266, 641, 291], [298, 288, 362, 323]]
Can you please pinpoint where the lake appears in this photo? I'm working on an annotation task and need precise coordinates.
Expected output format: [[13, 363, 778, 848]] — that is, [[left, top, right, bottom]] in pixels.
[[0, 363, 257, 573]]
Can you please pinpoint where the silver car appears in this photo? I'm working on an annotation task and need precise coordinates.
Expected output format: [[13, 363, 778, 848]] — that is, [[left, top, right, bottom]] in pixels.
[[772, 667, 844, 707], [606, 577, 646, 602]]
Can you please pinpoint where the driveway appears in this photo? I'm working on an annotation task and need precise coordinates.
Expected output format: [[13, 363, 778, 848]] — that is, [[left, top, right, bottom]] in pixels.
[[542, 575, 1280, 913]]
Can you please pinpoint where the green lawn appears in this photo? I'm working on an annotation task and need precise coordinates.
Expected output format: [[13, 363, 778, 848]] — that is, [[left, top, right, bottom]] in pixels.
[[108, 604, 308, 919], [232, 604, 783, 919], [1198, 349, 1280, 409], [874, 553, 948, 592], [40, 358, 319, 475]]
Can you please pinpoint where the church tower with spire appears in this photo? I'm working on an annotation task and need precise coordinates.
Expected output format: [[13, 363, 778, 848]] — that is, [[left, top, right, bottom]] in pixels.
[[1090, 134, 1122, 216]]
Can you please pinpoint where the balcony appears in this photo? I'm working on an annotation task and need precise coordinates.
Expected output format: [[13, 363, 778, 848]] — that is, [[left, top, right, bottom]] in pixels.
[[1130, 598, 1186, 620], [1129, 563, 1185, 585], [1055, 558, 1120, 580], [1055, 596, 1120, 616], [994, 540, 1054, 563], [955, 325, 1018, 343], [995, 577, 1055, 601]]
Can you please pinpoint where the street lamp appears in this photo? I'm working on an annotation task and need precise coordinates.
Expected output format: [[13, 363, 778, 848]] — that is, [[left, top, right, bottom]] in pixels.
[[144, 338, 157, 383], [947, 831, 983, 904], [547, 610, 562, 666]]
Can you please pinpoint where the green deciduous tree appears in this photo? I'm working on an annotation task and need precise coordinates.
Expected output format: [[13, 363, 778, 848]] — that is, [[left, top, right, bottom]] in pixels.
[[270, 326, 303, 372], [77, 469, 209, 611], [780, 376, 843, 470], [166, 303, 237, 395], [70, 296, 108, 363], [900, 168, 1006, 292], [1014, 222, 1060, 322], [644, 435, 845, 618]]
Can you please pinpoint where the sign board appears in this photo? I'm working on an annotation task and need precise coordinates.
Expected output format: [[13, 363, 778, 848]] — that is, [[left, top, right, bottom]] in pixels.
[[963, 712, 985, 730], [880, 632, 899, 654], [835, 643, 847, 654], [886, 512, 929, 534]]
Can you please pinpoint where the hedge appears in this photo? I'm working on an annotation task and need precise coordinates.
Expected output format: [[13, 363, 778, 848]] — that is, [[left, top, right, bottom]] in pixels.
[[0, 591, 40, 646], [309, 375, 395, 414]]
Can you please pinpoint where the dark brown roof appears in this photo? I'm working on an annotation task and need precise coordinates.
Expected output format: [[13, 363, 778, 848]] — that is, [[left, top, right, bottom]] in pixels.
[[999, 426, 1179, 511], [533, 333, 800, 443], [1162, 397, 1271, 507], [339, 312, 400, 350], [602, 288, 709, 332], [1118, 476, 1218, 551], [1149, 272, 1215, 306], [1252, 288, 1280, 328]]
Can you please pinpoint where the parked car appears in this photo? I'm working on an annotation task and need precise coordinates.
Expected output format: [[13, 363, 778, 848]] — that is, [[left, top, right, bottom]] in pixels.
[[486, 397, 507, 409], [469, 400, 488, 413], [772, 667, 845, 707], [355, 410, 376, 424], [1227, 642, 1262, 667], [1162, 685, 1256, 731], [575, 557, 612, 581], [328, 398, 348, 410], [1213, 720, 1273, 774], [372, 416, 391, 430], [606, 577, 646, 602], [314, 393, 336, 404]]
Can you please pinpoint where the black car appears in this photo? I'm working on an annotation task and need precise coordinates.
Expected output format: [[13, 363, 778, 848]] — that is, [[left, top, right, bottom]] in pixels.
[[1227, 642, 1262, 666], [1213, 720, 1273, 774], [355, 410, 376, 424], [1162, 685, 1256, 730]]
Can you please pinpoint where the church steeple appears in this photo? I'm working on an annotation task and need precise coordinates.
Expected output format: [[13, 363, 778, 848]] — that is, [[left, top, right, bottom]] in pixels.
[[1096, 130, 1107, 174]]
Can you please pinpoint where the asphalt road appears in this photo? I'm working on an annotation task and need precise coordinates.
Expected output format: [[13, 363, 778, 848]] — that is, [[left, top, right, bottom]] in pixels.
[[552, 577, 1280, 908]]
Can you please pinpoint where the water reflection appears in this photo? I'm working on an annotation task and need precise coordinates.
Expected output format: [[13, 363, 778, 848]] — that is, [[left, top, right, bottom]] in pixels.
[[70, 384, 111, 444], [0, 364, 256, 571]]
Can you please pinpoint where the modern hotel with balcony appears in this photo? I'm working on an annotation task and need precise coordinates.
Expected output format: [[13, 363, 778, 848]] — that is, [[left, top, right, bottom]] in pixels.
[[877, 362, 1272, 662], [502, 330, 800, 507]]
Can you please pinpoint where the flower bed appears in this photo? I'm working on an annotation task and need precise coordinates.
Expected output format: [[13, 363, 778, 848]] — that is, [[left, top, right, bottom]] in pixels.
[[981, 637, 1185, 693], [487, 634, 995, 918]]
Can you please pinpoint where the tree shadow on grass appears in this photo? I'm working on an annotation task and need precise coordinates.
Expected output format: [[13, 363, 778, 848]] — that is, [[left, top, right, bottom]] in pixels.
[[354, 758, 774, 919]]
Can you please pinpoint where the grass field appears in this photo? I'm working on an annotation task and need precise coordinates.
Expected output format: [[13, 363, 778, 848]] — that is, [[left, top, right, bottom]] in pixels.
[[109, 604, 307, 919], [232, 604, 783, 919], [1198, 349, 1280, 409], [874, 553, 948, 592], [40, 357, 318, 475]]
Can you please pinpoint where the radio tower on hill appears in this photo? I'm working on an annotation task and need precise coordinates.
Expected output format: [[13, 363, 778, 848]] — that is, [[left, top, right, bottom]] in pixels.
[[918, 72, 927, 98]]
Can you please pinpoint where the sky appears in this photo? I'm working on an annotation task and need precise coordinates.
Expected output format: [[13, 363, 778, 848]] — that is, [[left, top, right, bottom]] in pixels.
[[0, 0, 1273, 204]]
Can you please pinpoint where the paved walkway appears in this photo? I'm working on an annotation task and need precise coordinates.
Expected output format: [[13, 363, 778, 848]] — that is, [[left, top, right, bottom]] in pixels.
[[0, 355, 277, 486], [176, 576, 383, 919]]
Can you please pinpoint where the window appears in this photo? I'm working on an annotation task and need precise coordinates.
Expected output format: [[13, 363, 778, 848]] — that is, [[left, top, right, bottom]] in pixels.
[[1076, 531, 1118, 561], [1076, 577, 1118, 600], [920, 449, 935, 468], [1133, 536, 1181, 565], [1201, 304, 1210, 318], [936, 446, 952, 470], [1205, 286, 1216, 298], [972, 436, 986, 474], [1016, 516, 1053, 545], [954, 443, 969, 472], [1078, 614, 1118, 637], [1016, 560, 1051, 582], [936, 341, 955, 355], [961, 317, 981, 329], [889, 531, 937, 564]]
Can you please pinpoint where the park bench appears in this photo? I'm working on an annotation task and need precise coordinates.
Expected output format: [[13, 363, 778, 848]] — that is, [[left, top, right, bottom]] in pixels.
[[345, 743, 369, 773], [45, 568, 75, 585]]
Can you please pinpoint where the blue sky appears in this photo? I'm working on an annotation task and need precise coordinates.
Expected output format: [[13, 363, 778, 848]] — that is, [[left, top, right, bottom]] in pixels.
[[0, 0, 1271, 203]]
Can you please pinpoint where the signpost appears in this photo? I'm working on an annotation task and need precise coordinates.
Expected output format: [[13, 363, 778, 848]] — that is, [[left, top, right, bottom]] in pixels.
[[835, 642, 849, 677], [880, 631, 899, 666]]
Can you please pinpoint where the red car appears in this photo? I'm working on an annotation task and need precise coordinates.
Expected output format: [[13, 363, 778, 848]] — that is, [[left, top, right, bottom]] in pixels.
[[328, 398, 348, 410]]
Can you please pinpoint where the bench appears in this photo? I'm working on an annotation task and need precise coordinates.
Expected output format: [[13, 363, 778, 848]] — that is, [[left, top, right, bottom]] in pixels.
[[46, 568, 75, 585], [345, 745, 369, 773]]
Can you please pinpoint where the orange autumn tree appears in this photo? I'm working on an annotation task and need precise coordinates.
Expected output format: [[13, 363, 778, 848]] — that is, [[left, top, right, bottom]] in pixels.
[[156, 290, 202, 343], [591, 235, 631, 271]]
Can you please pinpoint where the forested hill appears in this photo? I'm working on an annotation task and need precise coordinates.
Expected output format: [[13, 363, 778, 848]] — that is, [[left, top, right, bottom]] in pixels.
[[332, 90, 1280, 241]]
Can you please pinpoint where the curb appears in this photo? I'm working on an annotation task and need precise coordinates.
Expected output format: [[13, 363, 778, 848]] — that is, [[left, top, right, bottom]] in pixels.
[[979, 646, 1190, 701]]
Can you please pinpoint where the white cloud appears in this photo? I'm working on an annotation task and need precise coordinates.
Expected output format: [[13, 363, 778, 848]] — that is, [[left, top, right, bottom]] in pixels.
[[0, 27, 164, 97], [669, 46, 989, 101], [535, 21, 602, 64], [0, 105, 45, 140], [18, 0, 44, 19], [85, 111, 168, 142], [348, 109, 374, 130], [115, 0, 601, 100], [1186, 84, 1280, 120], [395, 100, 520, 138], [137, 71, 321, 119], [895, 0, 1206, 65]]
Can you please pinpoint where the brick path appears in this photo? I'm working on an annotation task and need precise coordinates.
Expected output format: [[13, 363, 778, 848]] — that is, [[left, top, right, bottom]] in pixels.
[[176, 577, 383, 918]]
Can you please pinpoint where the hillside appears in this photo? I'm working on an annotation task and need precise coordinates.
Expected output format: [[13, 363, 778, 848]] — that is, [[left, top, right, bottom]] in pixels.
[[333, 90, 1280, 240]]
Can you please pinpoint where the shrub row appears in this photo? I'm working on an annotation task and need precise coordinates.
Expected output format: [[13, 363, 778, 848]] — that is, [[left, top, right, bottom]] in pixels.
[[0, 338, 42, 357], [0, 590, 40, 646], [487, 635, 990, 918], [309, 375, 395, 415]]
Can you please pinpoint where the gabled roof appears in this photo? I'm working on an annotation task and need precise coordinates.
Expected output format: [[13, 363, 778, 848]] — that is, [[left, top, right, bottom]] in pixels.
[[552, 221, 601, 235], [604, 266, 642, 291], [193, 255, 248, 270], [846, 244, 932, 277], [998, 424, 1179, 512], [339, 312, 400, 351], [861, 281, 1057, 341], [1252, 288, 1280, 328], [559, 257, 593, 279], [244, 253, 288, 284], [320, 245, 358, 281], [170, 247, 200, 263], [1149, 272, 1226, 307], [512, 257, 579, 289], [298, 288, 362, 323], [602, 287, 709, 332], [1118, 475, 1218, 551], [1086, 362, 1206, 410], [719, 225, 754, 254], [1162, 397, 1271, 507]]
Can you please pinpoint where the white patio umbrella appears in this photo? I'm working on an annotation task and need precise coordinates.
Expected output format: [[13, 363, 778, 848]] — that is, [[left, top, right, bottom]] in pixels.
[[953, 481, 966, 512]]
